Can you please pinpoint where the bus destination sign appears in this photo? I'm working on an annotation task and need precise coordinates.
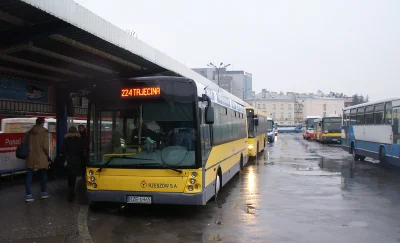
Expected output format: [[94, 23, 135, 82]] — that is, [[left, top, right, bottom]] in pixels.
[[121, 87, 161, 98]]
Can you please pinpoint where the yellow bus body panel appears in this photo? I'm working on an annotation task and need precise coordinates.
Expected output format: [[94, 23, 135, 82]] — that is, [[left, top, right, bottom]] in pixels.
[[322, 133, 341, 138], [248, 134, 266, 157], [204, 138, 248, 188], [86, 168, 203, 193]]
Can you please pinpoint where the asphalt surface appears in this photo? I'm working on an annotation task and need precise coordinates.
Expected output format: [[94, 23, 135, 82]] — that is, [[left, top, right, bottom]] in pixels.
[[86, 134, 400, 243], [2, 134, 400, 243]]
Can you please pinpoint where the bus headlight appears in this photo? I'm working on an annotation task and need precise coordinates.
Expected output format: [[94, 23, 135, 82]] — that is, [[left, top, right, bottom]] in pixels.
[[190, 179, 196, 184], [90, 176, 95, 182], [89, 170, 94, 176], [87, 182, 92, 186], [191, 172, 197, 178], [248, 144, 254, 149], [188, 185, 194, 191], [92, 183, 97, 188]]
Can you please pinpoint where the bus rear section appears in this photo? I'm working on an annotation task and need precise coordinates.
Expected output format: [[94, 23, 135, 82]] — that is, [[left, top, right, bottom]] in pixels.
[[86, 77, 248, 206], [246, 107, 267, 157]]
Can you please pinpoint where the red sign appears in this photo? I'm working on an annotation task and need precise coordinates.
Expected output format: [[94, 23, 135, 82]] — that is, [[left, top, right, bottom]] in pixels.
[[0, 133, 25, 153]]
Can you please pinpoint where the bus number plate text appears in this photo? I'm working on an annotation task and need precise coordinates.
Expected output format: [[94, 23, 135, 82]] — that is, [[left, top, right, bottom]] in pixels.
[[126, 196, 152, 204]]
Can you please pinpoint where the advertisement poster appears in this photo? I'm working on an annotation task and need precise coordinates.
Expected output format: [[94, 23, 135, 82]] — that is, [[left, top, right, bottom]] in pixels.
[[0, 77, 48, 103]]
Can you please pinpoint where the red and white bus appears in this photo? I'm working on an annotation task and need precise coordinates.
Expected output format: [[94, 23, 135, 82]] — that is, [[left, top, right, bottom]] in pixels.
[[302, 116, 321, 140]]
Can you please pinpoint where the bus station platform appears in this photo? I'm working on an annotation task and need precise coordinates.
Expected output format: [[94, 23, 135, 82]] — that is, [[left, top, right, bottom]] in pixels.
[[0, 175, 87, 242]]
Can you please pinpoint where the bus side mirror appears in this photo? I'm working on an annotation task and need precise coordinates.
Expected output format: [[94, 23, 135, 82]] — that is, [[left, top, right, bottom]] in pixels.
[[205, 107, 214, 124], [254, 118, 259, 126]]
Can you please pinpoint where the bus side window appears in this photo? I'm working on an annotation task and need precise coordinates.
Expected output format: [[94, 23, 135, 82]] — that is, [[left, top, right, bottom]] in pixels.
[[350, 109, 357, 125], [393, 108, 400, 144], [385, 102, 392, 124]]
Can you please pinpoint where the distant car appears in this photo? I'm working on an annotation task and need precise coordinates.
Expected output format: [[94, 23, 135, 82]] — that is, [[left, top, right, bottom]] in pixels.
[[268, 132, 275, 142]]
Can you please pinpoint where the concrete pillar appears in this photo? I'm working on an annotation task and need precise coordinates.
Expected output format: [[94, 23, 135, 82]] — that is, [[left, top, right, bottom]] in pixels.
[[55, 86, 68, 155]]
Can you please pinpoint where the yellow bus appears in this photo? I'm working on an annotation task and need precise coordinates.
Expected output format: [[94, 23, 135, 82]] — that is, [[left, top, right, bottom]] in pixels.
[[316, 116, 342, 143], [85, 76, 248, 206], [245, 107, 268, 157]]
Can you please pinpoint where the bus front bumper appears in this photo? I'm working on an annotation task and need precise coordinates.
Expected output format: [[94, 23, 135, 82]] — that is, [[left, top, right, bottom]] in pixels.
[[322, 136, 341, 143], [87, 189, 206, 205]]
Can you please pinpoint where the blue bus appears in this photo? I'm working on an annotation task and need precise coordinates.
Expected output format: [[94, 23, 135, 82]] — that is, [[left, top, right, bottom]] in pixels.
[[341, 98, 400, 167]]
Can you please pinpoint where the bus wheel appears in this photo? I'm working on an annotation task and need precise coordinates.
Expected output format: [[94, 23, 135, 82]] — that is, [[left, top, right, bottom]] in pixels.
[[352, 144, 360, 161], [89, 202, 102, 212], [215, 171, 221, 198], [359, 156, 366, 162], [379, 147, 387, 167], [240, 154, 244, 170]]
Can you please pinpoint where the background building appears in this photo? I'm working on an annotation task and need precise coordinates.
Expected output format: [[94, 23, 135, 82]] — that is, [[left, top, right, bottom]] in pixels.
[[246, 89, 345, 125], [192, 68, 252, 100]]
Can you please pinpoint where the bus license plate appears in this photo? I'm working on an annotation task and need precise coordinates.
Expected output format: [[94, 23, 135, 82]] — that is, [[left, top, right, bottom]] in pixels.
[[126, 196, 152, 204]]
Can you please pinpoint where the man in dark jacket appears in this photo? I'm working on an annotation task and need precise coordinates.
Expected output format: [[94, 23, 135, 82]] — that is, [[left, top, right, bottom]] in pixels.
[[63, 126, 84, 201], [25, 117, 50, 202]]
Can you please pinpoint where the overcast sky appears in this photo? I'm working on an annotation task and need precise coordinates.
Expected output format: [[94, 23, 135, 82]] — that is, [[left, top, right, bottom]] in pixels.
[[74, 0, 399, 101]]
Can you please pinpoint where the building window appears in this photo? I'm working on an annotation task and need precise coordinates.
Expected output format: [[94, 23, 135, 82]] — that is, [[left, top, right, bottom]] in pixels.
[[258, 104, 261, 109], [323, 104, 327, 111], [280, 104, 284, 110], [323, 112, 326, 117], [288, 104, 292, 109], [288, 113, 292, 118], [273, 104, 276, 109], [272, 112, 276, 118], [281, 112, 284, 118], [294, 103, 298, 110], [263, 104, 266, 109]]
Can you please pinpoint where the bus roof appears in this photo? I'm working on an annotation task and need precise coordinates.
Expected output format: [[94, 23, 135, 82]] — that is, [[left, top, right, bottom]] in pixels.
[[343, 98, 400, 111], [305, 116, 321, 119]]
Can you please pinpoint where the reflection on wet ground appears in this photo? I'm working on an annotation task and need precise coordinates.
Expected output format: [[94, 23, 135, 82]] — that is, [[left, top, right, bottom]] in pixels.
[[88, 134, 400, 243]]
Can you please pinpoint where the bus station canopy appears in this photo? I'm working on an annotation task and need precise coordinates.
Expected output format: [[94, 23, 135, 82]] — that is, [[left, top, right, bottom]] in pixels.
[[0, 0, 246, 106]]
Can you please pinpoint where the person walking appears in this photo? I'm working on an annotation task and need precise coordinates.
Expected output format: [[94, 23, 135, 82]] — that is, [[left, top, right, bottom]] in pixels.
[[78, 125, 88, 179], [25, 117, 51, 202], [63, 126, 84, 202]]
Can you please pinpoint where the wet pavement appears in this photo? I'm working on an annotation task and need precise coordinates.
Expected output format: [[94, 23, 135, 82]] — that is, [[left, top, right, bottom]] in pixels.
[[2, 134, 400, 242], [87, 134, 400, 243], [0, 176, 85, 243]]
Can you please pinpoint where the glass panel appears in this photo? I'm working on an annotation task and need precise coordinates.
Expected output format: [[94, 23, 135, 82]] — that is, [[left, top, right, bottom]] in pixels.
[[385, 102, 392, 124], [365, 113, 374, 125], [393, 108, 400, 144], [93, 101, 196, 168], [374, 111, 384, 124]]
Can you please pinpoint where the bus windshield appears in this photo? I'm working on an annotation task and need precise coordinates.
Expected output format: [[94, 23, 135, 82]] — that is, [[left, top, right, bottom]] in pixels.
[[246, 109, 255, 138], [323, 118, 342, 133], [305, 118, 315, 129], [92, 101, 196, 168], [267, 120, 273, 132]]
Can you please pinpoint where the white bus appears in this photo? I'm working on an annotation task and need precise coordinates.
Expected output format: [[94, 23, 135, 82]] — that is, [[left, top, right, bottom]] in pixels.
[[0, 117, 86, 174], [342, 98, 400, 167]]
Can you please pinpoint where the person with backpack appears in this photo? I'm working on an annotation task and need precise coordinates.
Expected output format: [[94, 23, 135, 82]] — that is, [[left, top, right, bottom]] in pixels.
[[63, 126, 84, 202], [24, 117, 51, 202]]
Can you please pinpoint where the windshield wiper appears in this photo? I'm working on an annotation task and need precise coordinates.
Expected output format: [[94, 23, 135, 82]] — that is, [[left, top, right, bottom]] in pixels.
[[97, 156, 153, 172], [139, 163, 183, 174]]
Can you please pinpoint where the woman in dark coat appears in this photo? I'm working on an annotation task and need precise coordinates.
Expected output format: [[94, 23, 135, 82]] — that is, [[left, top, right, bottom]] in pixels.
[[63, 126, 84, 201]]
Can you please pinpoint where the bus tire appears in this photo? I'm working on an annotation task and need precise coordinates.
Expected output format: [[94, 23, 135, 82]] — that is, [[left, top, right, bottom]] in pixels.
[[215, 170, 222, 198], [379, 147, 387, 167], [351, 143, 360, 161], [240, 154, 244, 170], [359, 156, 366, 162]]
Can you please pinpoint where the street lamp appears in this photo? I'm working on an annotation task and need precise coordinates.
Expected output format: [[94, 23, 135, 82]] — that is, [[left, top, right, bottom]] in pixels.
[[238, 87, 250, 100], [207, 62, 231, 86]]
